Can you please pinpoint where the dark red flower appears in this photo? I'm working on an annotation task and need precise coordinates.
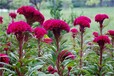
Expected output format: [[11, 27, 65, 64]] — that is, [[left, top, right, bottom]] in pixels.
[[74, 16, 91, 32], [47, 65, 57, 74], [9, 12, 17, 19], [17, 6, 44, 25], [95, 14, 109, 24], [93, 35, 110, 47], [58, 50, 75, 62], [0, 16, 3, 24], [67, 66, 72, 72], [108, 30, 114, 36], [0, 54, 10, 67], [93, 32, 99, 37], [70, 28, 78, 38], [7, 21, 32, 34], [43, 19, 70, 37], [34, 27, 47, 39]]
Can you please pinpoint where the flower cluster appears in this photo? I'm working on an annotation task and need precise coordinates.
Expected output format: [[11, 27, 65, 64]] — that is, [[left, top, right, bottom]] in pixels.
[[17, 6, 44, 25], [58, 50, 75, 62], [7, 21, 32, 34], [33, 27, 47, 39], [108, 30, 114, 36], [43, 19, 70, 36], [9, 12, 17, 19], [70, 28, 78, 38], [93, 32, 99, 37], [74, 16, 91, 32], [0, 54, 10, 67], [95, 14, 109, 24], [93, 35, 110, 47], [0, 16, 3, 24], [47, 65, 57, 74]]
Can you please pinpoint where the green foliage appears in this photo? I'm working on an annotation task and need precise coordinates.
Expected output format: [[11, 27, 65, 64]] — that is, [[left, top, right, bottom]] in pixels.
[[86, 0, 100, 6]]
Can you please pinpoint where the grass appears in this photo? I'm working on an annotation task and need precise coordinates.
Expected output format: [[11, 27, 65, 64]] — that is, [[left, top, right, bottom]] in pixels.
[[1, 7, 114, 35]]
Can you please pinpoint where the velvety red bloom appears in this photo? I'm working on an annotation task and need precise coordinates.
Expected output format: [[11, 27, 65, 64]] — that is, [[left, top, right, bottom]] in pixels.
[[43, 19, 70, 37], [34, 27, 47, 39], [7, 21, 32, 34], [9, 12, 17, 19], [93, 32, 99, 37], [93, 35, 110, 47], [95, 14, 109, 24], [17, 6, 44, 25], [108, 30, 114, 36], [74, 16, 91, 32], [0, 54, 10, 67], [70, 28, 78, 38], [0, 16, 3, 24], [58, 50, 75, 62], [47, 65, 57, 74]]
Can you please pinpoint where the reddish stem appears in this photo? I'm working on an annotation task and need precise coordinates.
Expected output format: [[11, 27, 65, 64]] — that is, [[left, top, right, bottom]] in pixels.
[[80, 32, 83, 69], [100, 23, 103, 35], [0, 70, 3, 76]]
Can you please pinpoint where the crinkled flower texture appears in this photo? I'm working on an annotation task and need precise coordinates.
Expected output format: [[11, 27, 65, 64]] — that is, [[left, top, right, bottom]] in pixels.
[[43, 19, 70, 36], [93, 35, 110, 47], [0, 54, 10, 67], [58, 50, 75, 62], [95, 14, 109, 24], [47, 65, 57, 74], [7, 21, 32, 34], [108, 30, 114, 36], [0, 16, 3, 24], [17, 6, 44, 25], [93, 32, 99, 37], [70, 28, 78, 38], [74, 16, 91, 32], [34, 27, 47, 39], [9, 12, 17, 19]]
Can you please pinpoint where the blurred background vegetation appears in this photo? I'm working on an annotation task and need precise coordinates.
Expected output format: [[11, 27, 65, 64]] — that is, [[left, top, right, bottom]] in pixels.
[[0, 0, 114, 9]]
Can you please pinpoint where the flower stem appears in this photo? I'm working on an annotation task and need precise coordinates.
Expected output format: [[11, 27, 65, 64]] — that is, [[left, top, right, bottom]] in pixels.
[[100, 23, 103, 35], [0, 70, 3, 76], [80, 32, 83, 69], [99, 45, 104, 75], [38, 39, 41, 57]]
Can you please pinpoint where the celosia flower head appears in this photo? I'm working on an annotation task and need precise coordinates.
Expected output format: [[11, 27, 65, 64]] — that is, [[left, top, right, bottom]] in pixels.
[[17, 6, 44, 25], [95, 14, 109, 25], [47, 65, 57, 74], [58, 50, 75, 62], [70, 28, 78, 38], [74, 16, 91, 32], [34, 27, 47, 39], [43, 19, 70, 37], [9, 12, 17, 19], [7, 21, 32, 34], [0, 54, 10, 67], [93, 32, 99, 37], [108, 30, 114, 37], [93, 35, 110, 47], [0, 16, 3, 24]]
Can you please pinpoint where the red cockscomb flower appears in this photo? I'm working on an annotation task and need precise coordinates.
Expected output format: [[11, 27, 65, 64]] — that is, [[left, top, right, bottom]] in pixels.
[[17, 6, 44, 25], [7, 21, 32, 34], [0, 16, 3, 24], [108, 30, 114, 36], [47, 65, 57, 74], [74, 16, 91, 32], [95, 14, 109, 24], [9, 12, 17, 19], [43, 19, 70, 37], [70, 28, 78, 38], [93, 35, 110, 47], [34, 27, 47, 39], [93, 32, 99, 37], [0, 54, 10, 67], [58, 50, 75, 62]]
